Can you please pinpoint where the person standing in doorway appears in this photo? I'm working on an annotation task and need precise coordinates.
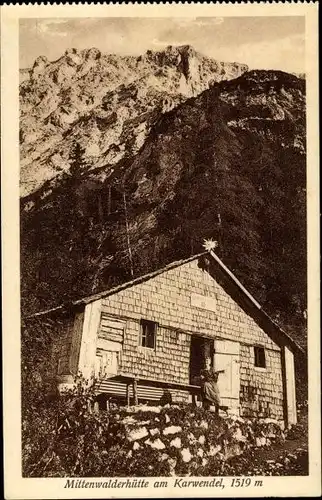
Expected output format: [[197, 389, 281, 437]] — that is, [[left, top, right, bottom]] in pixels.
[[200, 357, 225, 414]]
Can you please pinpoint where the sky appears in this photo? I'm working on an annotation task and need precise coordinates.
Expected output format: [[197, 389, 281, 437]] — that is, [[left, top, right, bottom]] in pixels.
[[20, 17, 305, 74]]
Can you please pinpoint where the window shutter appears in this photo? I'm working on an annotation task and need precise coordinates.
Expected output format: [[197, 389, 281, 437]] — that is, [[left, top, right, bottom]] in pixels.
[[99, 314, 125, 343], [95, 314, 124, 379]]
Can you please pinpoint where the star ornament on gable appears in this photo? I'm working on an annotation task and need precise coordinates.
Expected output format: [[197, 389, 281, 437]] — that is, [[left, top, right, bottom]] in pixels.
[[203, 239, 218, 252]]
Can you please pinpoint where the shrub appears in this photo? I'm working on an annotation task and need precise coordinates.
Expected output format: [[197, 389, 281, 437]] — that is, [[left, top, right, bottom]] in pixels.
[[22, 377, 124, 477]]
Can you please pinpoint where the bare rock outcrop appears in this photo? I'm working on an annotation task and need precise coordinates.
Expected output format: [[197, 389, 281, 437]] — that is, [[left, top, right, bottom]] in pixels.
[[20, 45, 248, 197]]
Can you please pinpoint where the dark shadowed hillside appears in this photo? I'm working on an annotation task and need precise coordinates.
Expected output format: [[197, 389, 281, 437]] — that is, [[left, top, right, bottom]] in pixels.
[[21, 68, 306, 346]]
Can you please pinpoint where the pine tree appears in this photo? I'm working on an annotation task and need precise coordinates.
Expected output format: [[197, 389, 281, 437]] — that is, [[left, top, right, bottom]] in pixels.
[[69, 142, 88, 178]]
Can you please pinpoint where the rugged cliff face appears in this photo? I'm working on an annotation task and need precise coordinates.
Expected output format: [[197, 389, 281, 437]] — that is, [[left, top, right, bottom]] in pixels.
[[20, 47, 306, 346], [20, 45, 247, 197]]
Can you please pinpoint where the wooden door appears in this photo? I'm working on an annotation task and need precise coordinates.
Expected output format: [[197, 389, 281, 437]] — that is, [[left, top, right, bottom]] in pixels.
[[213, 339, 240, 413]]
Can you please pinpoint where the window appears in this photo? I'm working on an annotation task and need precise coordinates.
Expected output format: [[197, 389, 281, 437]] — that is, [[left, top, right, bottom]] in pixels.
[[254, 346, 266, 368], [140, 319, 157, 349]]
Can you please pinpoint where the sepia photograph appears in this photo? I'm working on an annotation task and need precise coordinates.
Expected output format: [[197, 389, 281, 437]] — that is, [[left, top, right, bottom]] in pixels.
[[1, 2, 320, 498]]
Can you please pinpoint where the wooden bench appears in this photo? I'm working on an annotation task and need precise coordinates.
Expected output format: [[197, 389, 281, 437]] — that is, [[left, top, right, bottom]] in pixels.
[[94, 373, 202, 408]]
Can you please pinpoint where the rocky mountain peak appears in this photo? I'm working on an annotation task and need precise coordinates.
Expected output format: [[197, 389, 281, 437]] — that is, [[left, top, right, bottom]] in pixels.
[[31, 55, 49, 78], [82, 47, 102, 61], [144, 44, 215, 81], [145, 43, 197, 63], [64, 47, 82, 66], [33, 55, 49, 68], [20, 45, 248, 197]]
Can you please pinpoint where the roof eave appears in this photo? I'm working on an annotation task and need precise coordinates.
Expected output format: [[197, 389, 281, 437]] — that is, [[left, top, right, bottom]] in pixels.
[[23, 249, 305, 356], [207, 251, 305, 355]]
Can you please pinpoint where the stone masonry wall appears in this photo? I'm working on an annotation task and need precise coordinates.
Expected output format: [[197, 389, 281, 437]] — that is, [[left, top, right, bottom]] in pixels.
[[98, 259, 284, 419]]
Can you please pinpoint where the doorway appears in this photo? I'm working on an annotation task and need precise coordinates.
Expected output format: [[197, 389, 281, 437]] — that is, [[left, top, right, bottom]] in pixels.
[[190, 335, 213, 385]]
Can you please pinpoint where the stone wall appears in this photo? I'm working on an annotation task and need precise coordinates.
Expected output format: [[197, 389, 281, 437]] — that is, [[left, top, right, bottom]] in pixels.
[[98, 258, 284, 420], [103, 405, 286, 477]]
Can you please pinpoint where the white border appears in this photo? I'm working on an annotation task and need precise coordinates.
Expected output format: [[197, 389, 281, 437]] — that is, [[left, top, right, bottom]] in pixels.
[[1, 3, 320, 499]]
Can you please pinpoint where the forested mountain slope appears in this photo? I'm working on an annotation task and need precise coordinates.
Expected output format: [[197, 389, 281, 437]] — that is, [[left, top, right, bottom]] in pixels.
[[20, 50, 306, 346]]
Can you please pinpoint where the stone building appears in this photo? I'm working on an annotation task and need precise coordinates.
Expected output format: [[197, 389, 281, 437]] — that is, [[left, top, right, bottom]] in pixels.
[[27, 250, 302, 427]]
